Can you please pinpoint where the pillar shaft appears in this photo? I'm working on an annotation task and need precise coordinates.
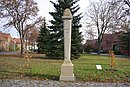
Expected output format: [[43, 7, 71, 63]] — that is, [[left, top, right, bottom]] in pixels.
[[64, 20, 72, 60]]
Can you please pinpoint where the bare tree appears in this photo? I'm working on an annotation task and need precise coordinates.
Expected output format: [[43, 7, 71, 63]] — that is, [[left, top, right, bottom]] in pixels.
[[85, 0, 124, 54], [124, 0, 130, 7], [85, 25, 96, 40], [26, 26, 39, 51], [0, 0, 43, 54]]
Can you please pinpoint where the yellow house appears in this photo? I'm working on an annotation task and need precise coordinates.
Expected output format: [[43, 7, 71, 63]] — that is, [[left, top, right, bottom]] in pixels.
[[0, 31, 17, 51]]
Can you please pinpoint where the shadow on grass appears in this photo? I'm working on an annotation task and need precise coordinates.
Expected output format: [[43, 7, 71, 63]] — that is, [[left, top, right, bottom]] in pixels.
[[31, 56, 46, 59], [0, 70, 59, 80], [25, 73, 59, 80], [32, 56, 64, 60], [0, 70, 23, 74], [0, 70, 25, 79], [104, 69, 118, 72]]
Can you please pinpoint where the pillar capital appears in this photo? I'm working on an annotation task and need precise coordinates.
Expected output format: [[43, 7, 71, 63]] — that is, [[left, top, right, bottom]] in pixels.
[[62, 8, 73, 20]]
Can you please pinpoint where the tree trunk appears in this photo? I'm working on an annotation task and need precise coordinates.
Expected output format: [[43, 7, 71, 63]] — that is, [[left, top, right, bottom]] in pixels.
[[128, 31, 130, 56], [97, 38, 101, 55], [20, 38, 23, 54], [20, 37, 25, 57], [34, 41, 35, 51]]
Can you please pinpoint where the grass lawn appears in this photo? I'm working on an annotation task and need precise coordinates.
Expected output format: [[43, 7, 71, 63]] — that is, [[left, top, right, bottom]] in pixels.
[[0, 54, 130, 82]]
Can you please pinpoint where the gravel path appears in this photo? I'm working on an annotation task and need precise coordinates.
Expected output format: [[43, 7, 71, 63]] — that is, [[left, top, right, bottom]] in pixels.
[[0, 79, 130, 87]]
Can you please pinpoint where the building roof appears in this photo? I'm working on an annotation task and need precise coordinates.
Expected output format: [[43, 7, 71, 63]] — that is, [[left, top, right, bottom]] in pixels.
[[13, 38, 21, 44], [0, 32, 11, 41]]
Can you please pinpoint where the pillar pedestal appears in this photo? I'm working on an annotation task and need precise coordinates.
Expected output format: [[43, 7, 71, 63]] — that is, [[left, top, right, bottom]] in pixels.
[[60, 60, 75, 81]]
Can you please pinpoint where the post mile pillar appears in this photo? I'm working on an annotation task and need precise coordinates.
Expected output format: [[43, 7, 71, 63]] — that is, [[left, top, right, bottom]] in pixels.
[[60, 8, 75, 81]]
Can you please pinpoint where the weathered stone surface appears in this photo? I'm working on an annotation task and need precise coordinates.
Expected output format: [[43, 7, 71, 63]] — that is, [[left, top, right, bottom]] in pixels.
[[0, 79, 130, 87], [63, 9, 72, 17], [62, 8, 73, 20]]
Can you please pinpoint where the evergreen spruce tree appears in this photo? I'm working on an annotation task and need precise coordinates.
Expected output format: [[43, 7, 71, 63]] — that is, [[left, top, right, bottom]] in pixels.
[[37, 18, 50, 54], [47, 0, 82, 59]]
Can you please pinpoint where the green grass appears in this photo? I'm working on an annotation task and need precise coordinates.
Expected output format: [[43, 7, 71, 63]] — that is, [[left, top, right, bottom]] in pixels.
[[0, 54, 130, 82]]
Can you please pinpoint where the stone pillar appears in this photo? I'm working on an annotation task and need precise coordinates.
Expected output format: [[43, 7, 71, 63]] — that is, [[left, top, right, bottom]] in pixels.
[[60, 8, 75, 81]]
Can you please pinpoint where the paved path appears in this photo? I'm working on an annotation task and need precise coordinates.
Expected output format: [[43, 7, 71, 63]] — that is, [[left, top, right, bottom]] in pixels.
[[91, 52, 130, 58], [100, 54, 130, 58], [0, 51, 20, 55], [0, 79, 130, 87]]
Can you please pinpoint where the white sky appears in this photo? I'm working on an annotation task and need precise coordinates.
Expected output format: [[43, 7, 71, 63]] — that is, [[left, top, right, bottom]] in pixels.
[[0, 0, 89, 38], [37, 0, 88, 22]]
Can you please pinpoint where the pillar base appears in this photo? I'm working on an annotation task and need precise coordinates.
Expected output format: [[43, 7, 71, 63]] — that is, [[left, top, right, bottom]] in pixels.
[[60, 60, 75, 81], [60, 74, 75, 81]]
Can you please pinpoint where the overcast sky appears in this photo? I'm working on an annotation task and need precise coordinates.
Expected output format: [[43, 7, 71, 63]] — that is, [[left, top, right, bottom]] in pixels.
[[37, 0, 88, 22], [0, 0, 89, 38]]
